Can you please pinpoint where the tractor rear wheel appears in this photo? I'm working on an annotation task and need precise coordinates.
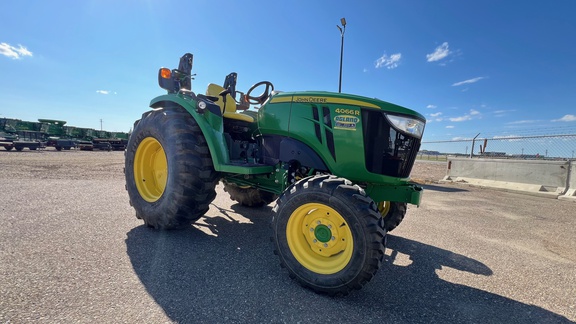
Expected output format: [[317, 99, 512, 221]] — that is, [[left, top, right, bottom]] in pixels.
[[377, 201, 407, 232], [125, 105, 219, 229], [223, 181, 277, 207], [272, 175, 386, 296]]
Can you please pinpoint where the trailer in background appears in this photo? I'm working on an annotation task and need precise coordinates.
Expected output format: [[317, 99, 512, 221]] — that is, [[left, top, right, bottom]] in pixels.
[[1, 117, 130, 152]]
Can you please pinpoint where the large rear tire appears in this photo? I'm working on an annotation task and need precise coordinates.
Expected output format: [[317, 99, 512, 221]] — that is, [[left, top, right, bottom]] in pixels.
[[377, 201, 407, 232], [272, 175, 386, 296], [125, 105, 219, 229], [223, 181, 277, 207]]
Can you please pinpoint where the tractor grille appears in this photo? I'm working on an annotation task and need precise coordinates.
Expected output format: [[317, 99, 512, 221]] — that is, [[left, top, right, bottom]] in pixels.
[[361, 109, 421, 178]]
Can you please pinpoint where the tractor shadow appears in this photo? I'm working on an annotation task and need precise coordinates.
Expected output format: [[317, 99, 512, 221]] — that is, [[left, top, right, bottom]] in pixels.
[[125, 203, 571, 323]]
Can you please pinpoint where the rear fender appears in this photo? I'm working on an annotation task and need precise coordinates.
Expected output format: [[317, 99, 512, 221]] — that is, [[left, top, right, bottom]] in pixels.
[[149, 95, 230, 169]]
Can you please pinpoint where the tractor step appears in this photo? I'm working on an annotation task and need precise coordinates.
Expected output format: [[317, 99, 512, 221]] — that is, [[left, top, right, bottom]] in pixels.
[[219, 162, 274, 175]]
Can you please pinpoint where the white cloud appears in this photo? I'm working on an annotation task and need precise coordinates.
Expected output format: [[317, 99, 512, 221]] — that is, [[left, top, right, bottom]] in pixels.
[[363, 68, 368, 73], [506, 120, 538, 125], [375, 53, 402, 69], [448, 109, 481, 122], [446, 125, 455, 129], [426, 42, 450, 62], [427, 116, 443, 123], [96, 90, 110, 95], [552, 114, 576, 122], [426, 104, 437, 109], [430, 112, 442, 117], [492, 135, 522, 142], [493, 109, 516, 117], [493, 135, 518, 139], [0, 42, 33, 59], [452, 77, 485, 86], [449, 115, 472, 122]]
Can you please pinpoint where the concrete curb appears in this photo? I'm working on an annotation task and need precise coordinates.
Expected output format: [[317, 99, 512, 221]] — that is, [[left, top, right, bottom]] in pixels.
[[443, 158, 575, 202], [442, 176, 562, 199]]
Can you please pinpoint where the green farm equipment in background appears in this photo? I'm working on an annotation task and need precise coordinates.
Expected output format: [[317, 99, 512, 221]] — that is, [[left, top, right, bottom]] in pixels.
[[125, 53, 426, 295], [0, 118, 45, 151], [0, 117, 130, 151]]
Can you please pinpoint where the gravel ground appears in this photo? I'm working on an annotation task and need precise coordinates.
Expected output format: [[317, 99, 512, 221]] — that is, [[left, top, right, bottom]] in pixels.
[[0, 149, 124, 180], [409, 160, 448, 183], [1, 149, 574, 323]]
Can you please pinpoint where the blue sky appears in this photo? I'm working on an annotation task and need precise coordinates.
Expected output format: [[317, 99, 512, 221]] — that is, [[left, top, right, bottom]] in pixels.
[[1, 0, 575, 140]]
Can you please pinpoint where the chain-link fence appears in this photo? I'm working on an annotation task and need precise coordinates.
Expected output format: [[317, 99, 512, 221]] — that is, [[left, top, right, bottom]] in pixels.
[[420, 133, 576, 161]]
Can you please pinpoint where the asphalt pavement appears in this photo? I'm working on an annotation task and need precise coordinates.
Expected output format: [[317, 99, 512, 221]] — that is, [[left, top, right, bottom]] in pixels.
[[0, 151, 574, 323]]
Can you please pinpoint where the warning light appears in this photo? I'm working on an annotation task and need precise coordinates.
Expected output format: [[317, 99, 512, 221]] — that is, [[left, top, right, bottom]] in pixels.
[[160, 68, 171, 79]]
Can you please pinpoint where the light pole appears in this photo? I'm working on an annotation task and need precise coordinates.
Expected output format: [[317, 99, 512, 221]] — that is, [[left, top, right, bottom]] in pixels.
[[337, 18, 346, 93]]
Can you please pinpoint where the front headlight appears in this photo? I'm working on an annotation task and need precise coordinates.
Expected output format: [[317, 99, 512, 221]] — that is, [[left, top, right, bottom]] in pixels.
[[386, 114, 425, 138]]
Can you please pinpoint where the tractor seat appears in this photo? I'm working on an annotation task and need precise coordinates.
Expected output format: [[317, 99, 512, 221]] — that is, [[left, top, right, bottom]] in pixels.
[[206, 84, 254, 123]]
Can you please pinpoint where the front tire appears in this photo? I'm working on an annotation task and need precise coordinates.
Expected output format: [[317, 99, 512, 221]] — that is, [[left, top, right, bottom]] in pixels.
[[377, 201, 407, 232], [272, 175, 386, 296], [125, 105, 219, 229]]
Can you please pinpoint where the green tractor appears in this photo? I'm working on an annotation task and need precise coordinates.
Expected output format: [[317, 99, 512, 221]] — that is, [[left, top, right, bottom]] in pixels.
[[125, 53, 425, 295]]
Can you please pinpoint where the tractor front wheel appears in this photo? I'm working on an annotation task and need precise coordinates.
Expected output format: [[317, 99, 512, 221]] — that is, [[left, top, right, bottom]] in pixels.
[[223, 181, 277, 207], [272, 175, 386, 296], [125, 105, 219, 229], [377, 201, 407, 232]]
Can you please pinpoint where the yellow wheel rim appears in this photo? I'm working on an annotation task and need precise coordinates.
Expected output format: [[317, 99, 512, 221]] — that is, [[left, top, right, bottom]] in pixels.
[[377, 201, 390, 217], [134, 137, 168, 202], [286, 203, 353, 274]]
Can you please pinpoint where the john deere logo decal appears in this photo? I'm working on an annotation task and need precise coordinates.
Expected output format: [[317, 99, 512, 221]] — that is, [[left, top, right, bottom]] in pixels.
[[334, 115, 359, 130]]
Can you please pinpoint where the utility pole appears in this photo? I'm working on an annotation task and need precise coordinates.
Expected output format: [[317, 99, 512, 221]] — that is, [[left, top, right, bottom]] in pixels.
[[337, 18, 347, 93]]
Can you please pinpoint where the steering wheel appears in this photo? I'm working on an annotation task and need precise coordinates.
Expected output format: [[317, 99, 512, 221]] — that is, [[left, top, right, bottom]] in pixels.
[[246, 81, 274, 105]]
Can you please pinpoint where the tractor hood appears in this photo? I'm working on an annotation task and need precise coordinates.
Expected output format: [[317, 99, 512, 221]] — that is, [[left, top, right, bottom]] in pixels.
[[267, 91, 425, 122]]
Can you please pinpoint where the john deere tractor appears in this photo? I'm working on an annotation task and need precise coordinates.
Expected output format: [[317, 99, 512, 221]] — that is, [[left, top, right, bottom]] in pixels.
[[125, 53, 425, 295]]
